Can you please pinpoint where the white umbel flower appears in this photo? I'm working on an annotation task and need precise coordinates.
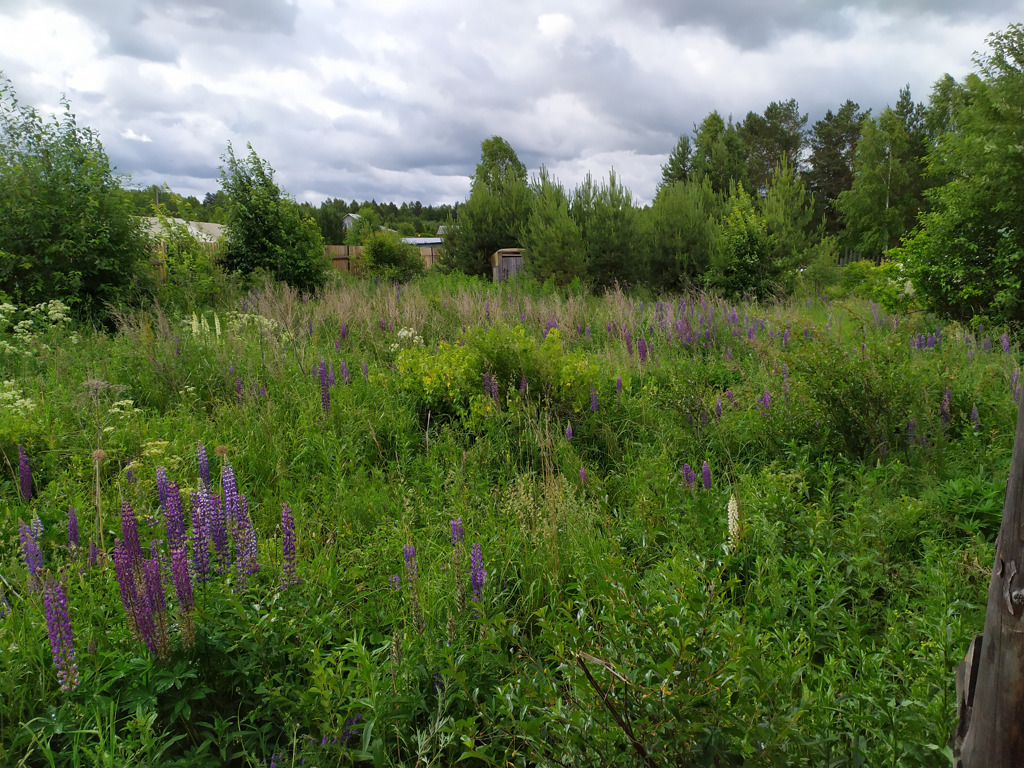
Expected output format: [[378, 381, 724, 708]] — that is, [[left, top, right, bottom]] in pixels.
[[727, 494, 741, 552]]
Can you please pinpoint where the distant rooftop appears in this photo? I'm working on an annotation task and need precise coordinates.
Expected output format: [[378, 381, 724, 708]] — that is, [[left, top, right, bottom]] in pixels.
[[142, 217, 225, 243]]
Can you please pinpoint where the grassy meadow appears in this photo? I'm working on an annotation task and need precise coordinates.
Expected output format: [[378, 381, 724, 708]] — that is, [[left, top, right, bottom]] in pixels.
[[1, 272, 1022, 766]]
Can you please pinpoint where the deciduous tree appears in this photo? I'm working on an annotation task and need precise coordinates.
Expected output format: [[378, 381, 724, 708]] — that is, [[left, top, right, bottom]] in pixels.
[[0, 74, 151, 321], [219, 142, 327, 293]]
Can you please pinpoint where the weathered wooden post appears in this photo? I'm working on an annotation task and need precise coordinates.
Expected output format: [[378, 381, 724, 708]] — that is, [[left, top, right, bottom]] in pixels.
[[957, 390, 1024, 766]]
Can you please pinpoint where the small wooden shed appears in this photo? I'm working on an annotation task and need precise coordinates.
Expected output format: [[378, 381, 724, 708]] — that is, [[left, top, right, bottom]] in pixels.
[[491, 248, 524, 284]]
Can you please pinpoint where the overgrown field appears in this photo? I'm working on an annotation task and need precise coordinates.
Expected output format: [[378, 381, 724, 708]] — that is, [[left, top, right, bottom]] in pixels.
[[1, 274, 1021, 766]]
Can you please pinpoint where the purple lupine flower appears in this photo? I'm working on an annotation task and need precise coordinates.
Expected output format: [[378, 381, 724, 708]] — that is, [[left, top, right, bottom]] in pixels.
[[389, 574, 401, 591], [157, 468, 187, 552], [483, 371, 492, 396], [18, 445, 31, 502], [590, 383, 598, 412], [207, 489, 229, 575], [625, 329, 633, 356], [120, 502, 142, 573], [319, 360, 330, 416], [141, 556, 168, 656], [282, 503, 298, 588], [783, 328, 790, 349], [340, 360, 350, 385], [328, 364, 336, 387], [112, 537, 146, 643], [782, 364, 790, 402], [341, 322, 347, 340], [490, 373, 500, 403], [450, 518, 464, 547], [941, 387, 952, 426], [403, 543, 419, 583], [233, 494, 259, 583], [234, 376, 243, 404], [983, 336, 992, 351], [43, 577, 78, 691], [362, 360, 369, 381], [971, 405, 981, 433], [616, 374, 622, 394], [335, 337, 340, 352], [170, 545, 194, 615], [637, 336, 648, 363], [758, 387, 771, 415], [470, 543, 486, 603], [519, 376, 528, 396], [565, 423, 573, 441], [1002, 333, 1011, 353], [190, 489, 212, 582], [681, 464, 696, 488], [702, 461, 711, 490], [19, 519, 44, 578], [67, 506, 79, 548], [340, 714, 363, 745], [579, 465, 586, 483], [197, 442, 210, 489], [725, 389, 737, 408], [88, 540, 98, 567]]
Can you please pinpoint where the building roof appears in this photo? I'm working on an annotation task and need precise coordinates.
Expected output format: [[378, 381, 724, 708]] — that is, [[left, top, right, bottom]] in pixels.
[[402, 237, 444, 246], [142, 217, 225, 243]]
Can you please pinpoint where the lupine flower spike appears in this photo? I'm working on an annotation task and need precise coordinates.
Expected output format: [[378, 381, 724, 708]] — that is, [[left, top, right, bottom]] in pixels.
[[18, 445, 32, 502], [281, 503, 299, 588], [43, 577, 79, 691]]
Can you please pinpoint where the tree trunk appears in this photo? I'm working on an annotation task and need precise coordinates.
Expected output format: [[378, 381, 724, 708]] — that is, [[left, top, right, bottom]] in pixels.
[[959, 390, 1024, 767]]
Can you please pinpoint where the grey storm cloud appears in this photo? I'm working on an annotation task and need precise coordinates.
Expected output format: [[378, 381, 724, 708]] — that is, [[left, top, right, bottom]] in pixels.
[[630, 0, 1022, 49], [3, 0, 1023, 205]]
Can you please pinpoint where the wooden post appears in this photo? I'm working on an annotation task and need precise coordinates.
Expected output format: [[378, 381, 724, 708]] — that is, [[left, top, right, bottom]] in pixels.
[[959, 390, 1024, 767]]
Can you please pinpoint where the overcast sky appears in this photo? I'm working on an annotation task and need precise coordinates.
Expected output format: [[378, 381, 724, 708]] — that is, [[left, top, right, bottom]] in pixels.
[[1, 1, 1022, 207]]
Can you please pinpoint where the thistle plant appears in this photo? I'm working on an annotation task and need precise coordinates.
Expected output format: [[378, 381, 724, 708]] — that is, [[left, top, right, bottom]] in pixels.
[[43, 576, 78, 691]]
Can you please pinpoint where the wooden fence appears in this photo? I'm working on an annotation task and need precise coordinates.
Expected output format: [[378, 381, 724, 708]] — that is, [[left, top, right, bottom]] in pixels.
[[323, 245, 441, 273], [151, 242, 441, 281]]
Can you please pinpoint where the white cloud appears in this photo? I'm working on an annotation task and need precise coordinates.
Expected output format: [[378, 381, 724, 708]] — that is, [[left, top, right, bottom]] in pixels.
[[537, 12, 575, 45], [121, 128, 153, 142]]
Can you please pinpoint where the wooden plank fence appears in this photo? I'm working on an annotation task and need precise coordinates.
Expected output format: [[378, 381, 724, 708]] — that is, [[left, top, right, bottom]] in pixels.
[[324, 245, 442, 273], [151, 242, 441, 281]]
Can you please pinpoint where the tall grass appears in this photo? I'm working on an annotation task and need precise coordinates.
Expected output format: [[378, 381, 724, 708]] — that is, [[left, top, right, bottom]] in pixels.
[[0, 277, 1020, 766]]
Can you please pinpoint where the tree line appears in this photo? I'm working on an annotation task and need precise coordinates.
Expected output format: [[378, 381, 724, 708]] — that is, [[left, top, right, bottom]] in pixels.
[[124, 187, 455, 245], [444, 24, 1024, 326], [2, 24, 1023, 326]]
